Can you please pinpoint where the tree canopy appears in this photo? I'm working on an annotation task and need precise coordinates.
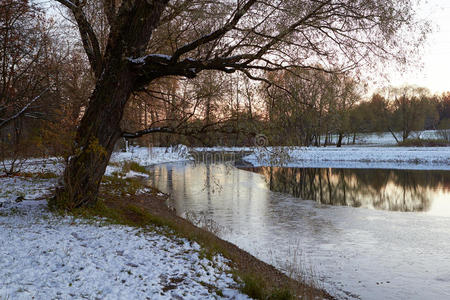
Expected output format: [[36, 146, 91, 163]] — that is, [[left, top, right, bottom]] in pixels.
[[13, 0, 430, 208]]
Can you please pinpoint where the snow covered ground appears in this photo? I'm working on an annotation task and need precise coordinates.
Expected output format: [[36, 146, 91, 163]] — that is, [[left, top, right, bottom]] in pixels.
[[355, 129, 445, 145], [111, 145, 191, 166], [1, 144, 447, 298], [0, 153, 249, 299], [243, 146, 450, 170], [0, 201, 247, 299]]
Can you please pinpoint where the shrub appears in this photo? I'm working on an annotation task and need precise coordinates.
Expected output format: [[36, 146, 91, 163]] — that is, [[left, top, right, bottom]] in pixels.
[[398, 138, 450, 147]]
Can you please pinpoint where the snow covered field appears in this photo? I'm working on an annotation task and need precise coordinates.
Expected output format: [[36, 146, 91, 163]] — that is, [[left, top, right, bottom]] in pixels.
[[355, 130, 445, 145], [243, 146, 450, 170], [0, 151, 249, 300]]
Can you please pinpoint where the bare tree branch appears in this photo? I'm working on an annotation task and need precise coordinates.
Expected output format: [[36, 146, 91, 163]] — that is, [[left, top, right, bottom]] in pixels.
[[54, 0, 103, 78], [0, 87, 50, 130], [170, 0, 258, 62]]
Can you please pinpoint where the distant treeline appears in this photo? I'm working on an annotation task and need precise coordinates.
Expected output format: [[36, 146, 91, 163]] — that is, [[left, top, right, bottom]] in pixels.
[[1, 2, 448, 158]]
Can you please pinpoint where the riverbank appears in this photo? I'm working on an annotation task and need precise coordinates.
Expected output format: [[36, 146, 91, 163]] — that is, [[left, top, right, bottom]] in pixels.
[[0, 175, 248, 298], [233, 146, 448, 170], [0, 159, 330, 299], [98, 192, 331, 299], [190, 145, 450, 170]]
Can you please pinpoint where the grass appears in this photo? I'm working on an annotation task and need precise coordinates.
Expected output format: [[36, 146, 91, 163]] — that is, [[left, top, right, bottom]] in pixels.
[[120, 161, 151, 175], [240, 274, 294, 300], [69, 200, 171, 229], [398, 138, 450, 147], [100, 175, 145, 196]]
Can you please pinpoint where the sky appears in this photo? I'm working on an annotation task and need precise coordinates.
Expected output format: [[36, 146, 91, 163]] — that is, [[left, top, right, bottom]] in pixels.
[[386, 0, 450, 94]]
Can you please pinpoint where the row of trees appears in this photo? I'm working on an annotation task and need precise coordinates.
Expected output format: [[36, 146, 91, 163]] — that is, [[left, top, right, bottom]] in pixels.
[[0, 0, 93, 172], [123, 69, 450, 148], [1, 0, 433, 208], [353, 88, 449, 143], [1, 1, 447, 157]]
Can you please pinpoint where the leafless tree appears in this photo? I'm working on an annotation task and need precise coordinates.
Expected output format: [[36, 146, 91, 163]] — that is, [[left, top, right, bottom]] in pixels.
[[50, 0, 429, 208]]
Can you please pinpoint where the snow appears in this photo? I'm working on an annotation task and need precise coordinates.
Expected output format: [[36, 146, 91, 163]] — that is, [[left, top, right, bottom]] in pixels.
[[355, 130, 445, 145], [110, 145, 191, 166], [0, 202, 247, 299], [0, 160, 249, 299], [126, 54, 172, 64], [243, 146, 450, 170], [0, 177, 58, 204], [1, 157, 64, 175]]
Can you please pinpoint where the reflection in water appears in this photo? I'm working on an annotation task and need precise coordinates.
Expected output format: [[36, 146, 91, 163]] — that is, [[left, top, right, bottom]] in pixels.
[[147, 162, 450, 299], [147, 163, 271, 238], [242, 167, 450, 213]]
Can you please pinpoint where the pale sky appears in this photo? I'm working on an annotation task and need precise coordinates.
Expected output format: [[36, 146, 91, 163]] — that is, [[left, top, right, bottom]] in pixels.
[[386, 0, 450, 94]]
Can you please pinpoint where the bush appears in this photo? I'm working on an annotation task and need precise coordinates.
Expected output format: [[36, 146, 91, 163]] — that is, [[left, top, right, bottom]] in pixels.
[[398, 138, 450, 147], [436, 129, 450, 142]]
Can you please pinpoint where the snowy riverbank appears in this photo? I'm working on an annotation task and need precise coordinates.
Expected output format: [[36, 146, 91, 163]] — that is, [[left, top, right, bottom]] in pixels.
[[242, 146, 450, 170], [0, 154, 250, 299], [11, 144, 447, 175], [110, 145, 191, 166], [0, 201, 247, 299]]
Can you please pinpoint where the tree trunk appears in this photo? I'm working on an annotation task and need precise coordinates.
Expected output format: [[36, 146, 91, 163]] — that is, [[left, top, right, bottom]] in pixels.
[[52, 64, 136, 208], [336, 132, 344, 147], [51, 0, 170, 209], [388, 127, 400, 144]]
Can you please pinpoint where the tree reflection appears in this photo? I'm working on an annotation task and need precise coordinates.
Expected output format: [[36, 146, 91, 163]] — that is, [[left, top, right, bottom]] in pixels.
[[244, 167, 450, 212]]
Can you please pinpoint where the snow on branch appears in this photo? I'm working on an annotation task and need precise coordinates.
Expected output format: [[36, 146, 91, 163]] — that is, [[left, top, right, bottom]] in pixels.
[[126, 54, 172, 64]]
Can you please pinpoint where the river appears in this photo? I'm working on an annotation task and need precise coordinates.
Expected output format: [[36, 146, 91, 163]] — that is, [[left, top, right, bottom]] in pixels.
[[147, 161, 450, 299]]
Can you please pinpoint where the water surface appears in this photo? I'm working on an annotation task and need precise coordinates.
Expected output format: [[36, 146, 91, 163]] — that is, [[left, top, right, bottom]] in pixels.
[[147, 162, 450, 299]]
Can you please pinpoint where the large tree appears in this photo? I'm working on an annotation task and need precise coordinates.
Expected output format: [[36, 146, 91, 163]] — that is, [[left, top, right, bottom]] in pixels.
[[51, 0, 428, 208]]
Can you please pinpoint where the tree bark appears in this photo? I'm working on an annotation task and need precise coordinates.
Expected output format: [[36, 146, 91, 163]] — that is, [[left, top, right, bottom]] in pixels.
[[388, 127, 400, 144], [52, 0, 169, 209], [52, 64, 135, 208]]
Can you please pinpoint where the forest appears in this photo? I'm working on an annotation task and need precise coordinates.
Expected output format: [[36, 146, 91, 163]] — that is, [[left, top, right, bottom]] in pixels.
[[1, 0, 444, 207], [2, 1, 449, 168]]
